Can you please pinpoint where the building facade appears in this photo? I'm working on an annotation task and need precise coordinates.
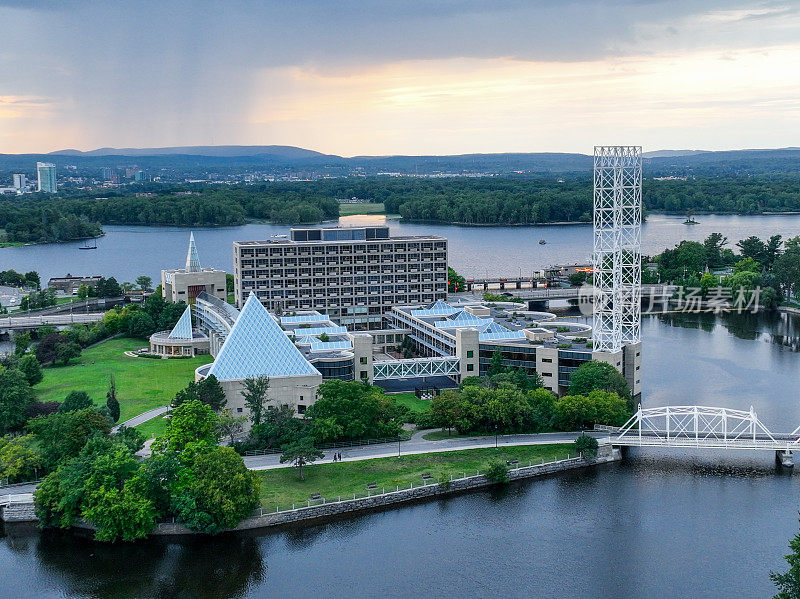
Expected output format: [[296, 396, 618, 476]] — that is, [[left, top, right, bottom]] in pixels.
[[233, 226, 448, 330], [47, 275, 103, 294], [36, 162, 57, 193], [161, 233, 227, 304]]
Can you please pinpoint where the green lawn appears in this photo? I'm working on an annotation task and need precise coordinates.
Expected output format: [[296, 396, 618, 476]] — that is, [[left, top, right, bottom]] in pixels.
[[258, 443, 573, 509], [35, 337, 213, 422], [389, 392, 431, 413], [338, 202, 386, 216], [134, 415, 170, 439]]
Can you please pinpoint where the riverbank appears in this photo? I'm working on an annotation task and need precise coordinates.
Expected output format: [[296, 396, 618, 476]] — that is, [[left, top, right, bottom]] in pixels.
[[1, 444, 619, 534]]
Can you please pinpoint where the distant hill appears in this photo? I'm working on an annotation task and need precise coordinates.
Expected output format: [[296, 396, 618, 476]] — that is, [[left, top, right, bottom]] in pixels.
[[1, 146, 798, 178], [642, 150, 707, 158], [48, 145, 330, 159]]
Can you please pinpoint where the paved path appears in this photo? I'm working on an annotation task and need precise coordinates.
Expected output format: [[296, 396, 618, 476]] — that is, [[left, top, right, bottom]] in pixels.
[[0, 483, 38, 496], [113, 406, 170, 432], [243, 429, 606, 471]]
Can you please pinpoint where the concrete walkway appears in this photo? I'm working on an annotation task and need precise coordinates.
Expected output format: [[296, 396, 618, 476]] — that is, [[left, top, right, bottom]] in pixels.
[[243, 429, 607, 471], [112, 405, 170, 432]]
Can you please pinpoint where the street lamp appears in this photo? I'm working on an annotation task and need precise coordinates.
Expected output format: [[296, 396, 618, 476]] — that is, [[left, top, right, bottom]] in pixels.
[[495, 424, 499, 449]]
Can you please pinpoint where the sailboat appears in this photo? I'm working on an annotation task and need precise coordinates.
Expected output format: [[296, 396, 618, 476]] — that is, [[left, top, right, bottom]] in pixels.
[[79, 238, 98, 250]]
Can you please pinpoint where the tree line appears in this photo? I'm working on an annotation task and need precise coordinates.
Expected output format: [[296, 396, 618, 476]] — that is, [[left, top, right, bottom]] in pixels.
[[4, 176, 800, 241]]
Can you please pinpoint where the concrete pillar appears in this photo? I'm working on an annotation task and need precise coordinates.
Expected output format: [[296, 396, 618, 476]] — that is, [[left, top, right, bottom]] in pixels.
[[351, 333, 373, 383], [535, 346, 559, 394], [455, 328, 479, 381]]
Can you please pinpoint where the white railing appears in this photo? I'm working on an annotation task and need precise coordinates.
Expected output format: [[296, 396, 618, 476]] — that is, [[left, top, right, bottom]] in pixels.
[[256, 453, 584, 516], [0, 493, 34, 506]]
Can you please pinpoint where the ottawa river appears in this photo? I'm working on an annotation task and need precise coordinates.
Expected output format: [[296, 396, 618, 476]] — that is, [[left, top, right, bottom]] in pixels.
[[2, 214, 800, 597]]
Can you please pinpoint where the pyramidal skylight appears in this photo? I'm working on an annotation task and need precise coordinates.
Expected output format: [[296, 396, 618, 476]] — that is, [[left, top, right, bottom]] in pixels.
[[168, 305, 194, 339], [207, 294, 320, 381]]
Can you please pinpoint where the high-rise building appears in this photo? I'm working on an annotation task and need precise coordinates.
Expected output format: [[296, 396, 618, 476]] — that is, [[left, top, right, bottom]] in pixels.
[[36, 162, 57, 193], [233, 226, 448, 329], [12, 174, 26, 190]]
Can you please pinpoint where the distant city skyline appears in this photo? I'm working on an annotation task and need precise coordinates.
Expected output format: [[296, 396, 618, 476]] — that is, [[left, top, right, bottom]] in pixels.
[[2, 1, 799, 156]]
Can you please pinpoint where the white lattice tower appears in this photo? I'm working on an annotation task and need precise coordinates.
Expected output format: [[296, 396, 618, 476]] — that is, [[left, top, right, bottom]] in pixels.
[[592, 146, 642, 353]]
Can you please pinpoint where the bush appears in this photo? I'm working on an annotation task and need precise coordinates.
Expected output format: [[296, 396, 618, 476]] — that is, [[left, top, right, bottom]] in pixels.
[[59, 391, 93, 413], [573, 434, 599, 458], [484, 461, 509, 484]]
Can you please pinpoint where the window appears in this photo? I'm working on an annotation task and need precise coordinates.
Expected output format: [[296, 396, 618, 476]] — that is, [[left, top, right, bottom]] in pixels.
[[541, 358, 552, 363], [543, 372, 552, 377], [467, 364, 474, 372], [360, 356, 367, 365], [236, 408, 243, 413], [360, 371, 368, 380], [297, 404, 307, 414], [466, 350, 474, 358]]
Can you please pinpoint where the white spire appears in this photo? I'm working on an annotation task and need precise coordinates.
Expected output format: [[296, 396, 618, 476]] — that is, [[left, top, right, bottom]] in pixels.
[[186, 232, 201, 272]]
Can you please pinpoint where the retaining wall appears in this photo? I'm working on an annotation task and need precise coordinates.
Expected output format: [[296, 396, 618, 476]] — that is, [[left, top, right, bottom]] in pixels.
[[154, 445, 620, 535], [3, 446, 621, 533]]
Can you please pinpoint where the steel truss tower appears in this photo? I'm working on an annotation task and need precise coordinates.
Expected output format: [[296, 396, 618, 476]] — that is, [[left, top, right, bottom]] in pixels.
[[592, 146, 642, 353]]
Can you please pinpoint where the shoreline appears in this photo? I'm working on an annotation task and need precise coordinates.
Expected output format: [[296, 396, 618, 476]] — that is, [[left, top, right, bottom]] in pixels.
[[2, 445, 620, 537]]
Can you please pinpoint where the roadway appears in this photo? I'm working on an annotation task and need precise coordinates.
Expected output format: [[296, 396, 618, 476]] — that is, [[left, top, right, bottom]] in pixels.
[[0, 313, 105, 329]]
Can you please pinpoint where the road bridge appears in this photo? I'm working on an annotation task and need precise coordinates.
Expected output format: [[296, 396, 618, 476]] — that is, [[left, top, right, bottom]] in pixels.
[[0, 312, 105, 334], [609, 405, 800, 464]]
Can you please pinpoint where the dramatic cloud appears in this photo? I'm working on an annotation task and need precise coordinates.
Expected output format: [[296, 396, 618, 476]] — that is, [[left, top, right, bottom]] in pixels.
[[1, 0, 798, 154]]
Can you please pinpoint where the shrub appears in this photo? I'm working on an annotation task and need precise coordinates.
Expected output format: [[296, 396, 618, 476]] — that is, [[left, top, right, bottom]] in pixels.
[[484, 461, 509, 484], [574, 434, 599, 458]]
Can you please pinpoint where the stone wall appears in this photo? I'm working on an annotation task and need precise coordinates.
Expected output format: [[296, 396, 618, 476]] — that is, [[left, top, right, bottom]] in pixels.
[[4, 446, 621, 533], [152, 445, 619, 536], [1, 502, 37, 522]]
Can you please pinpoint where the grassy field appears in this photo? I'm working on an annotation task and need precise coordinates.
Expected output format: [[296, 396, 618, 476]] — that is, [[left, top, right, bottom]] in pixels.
[[134, 415, 170, 439], [258, 443, 573, 508], [35, 337, 213, 422], [389, 392, 431, 413], [338, 202, 386, 216]]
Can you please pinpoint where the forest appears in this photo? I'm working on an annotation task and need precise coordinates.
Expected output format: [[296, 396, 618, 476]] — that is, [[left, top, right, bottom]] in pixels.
[[1, 174, 800, 243]]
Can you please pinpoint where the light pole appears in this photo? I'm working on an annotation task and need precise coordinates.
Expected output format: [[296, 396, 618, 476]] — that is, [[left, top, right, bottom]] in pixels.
[[495, 424, 499, 449]]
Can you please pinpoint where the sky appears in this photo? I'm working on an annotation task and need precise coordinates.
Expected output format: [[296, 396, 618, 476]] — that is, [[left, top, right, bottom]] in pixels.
[[1, 0, 799, 156]]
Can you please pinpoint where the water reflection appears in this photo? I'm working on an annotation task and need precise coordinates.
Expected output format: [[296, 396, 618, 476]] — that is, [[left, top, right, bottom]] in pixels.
[[31, 533, 264, 599]]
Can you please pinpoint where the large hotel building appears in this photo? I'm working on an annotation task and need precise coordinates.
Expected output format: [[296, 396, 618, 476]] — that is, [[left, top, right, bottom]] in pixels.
[[233, 226, 448, 329]]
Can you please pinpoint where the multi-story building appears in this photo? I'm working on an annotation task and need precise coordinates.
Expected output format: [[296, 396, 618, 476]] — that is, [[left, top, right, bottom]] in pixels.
[[161, 233, 227, 304], [233, 226, 448, 330], [12, 174, 26, 191], [36, 162, 57, 193]]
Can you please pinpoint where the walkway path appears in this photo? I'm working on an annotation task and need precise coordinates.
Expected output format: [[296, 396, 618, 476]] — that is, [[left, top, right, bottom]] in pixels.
[[243, 430, 603, 471], [112, 405, 170, 432]]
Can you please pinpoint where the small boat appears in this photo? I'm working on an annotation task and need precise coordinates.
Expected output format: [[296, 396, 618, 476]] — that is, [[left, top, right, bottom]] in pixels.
[[539, 239, 547, 245], [79, 239, 98, 250]]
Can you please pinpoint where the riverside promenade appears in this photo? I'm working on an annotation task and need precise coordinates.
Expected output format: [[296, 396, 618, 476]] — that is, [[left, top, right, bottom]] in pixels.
[[242, 429, 602, 470]]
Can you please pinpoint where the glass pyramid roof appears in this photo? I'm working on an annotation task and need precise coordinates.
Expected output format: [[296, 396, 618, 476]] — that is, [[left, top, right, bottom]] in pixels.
[[434, 312, 493, 328], [208, 294, 320, 380], [185, 232, 201, 272], [411, 300, 458, 317], [168, 305, 194, 339], [280, 314, 330, 325]]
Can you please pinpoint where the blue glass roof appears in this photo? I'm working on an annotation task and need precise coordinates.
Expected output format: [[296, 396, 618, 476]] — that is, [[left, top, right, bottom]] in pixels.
[[310, 340, 353, 352], [280, 314, 329, 325], [297, 326, 347, 336], [479, 330, 527, 341], [411, 300, 458, 317], [208, 294, 320, 380], [168, 305, 194, 339], [434, 313, 493, 328]]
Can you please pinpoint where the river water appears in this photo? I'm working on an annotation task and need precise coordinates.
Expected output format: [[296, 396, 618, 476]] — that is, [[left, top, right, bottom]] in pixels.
[[2, 213, 800, 283], [2, 215, 800, 597]]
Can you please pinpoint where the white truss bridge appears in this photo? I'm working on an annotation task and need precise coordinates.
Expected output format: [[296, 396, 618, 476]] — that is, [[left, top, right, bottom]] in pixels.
[[373, 356, 460, 381], [611, 405, 800, 452]]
